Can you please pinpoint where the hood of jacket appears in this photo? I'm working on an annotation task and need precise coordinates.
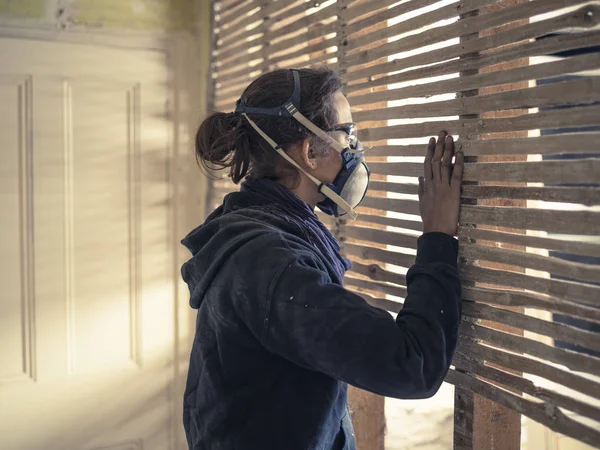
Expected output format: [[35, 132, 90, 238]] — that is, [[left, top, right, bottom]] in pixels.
[[181, 188, 308, 309]]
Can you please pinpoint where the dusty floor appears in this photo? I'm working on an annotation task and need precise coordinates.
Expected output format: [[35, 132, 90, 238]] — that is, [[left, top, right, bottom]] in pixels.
[[385, 382, 454, 450]]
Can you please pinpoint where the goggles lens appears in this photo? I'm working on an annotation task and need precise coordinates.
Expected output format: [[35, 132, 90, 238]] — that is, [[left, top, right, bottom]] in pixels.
[[329, 123, 361, 151]]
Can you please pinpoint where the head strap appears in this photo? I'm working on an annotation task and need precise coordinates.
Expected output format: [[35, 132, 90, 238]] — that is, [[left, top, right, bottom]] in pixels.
[[234, 69, 363, 154], [234, 70, 301, 118]]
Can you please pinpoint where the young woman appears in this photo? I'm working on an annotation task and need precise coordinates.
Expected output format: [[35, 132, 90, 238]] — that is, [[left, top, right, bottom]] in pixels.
[[182, 67, 463, 450]]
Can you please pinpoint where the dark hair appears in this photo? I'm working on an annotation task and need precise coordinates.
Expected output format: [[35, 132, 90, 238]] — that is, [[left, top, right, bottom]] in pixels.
[[195, 67, 343, 183]]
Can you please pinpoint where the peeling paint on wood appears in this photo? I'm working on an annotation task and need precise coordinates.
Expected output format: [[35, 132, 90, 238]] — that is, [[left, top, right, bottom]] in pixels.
[[0, 0, 45, 18], [55, 0, 197, 30]]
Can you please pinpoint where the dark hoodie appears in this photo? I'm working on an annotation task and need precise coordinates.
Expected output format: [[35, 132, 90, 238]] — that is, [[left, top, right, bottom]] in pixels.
[[181, 180, 461, 450]]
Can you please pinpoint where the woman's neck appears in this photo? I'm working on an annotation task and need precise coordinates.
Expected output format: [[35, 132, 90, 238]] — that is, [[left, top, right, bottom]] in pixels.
[[279, 173, 322, 209]]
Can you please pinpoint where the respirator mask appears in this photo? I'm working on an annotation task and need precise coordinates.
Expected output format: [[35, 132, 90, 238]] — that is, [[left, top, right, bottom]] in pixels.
[[234, 69, 369, 220]]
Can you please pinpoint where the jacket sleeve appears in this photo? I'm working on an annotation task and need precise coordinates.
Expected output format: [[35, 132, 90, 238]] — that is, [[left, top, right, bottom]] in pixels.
[[259, 232, 461, 399]]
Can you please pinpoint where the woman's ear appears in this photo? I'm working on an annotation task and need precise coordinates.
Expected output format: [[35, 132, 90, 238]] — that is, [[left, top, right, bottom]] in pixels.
[[300, 137, 317, 170]]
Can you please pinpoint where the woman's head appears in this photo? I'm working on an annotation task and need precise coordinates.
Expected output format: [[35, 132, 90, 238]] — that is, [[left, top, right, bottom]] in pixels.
[[195, 67, 350, 190]]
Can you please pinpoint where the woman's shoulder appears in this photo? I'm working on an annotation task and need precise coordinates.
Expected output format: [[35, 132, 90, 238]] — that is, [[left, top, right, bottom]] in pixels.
[[230, 223, 319, 269]]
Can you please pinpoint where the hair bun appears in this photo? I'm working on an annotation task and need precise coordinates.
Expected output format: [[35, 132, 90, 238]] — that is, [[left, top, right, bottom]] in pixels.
[[195, 111, 250, 174]]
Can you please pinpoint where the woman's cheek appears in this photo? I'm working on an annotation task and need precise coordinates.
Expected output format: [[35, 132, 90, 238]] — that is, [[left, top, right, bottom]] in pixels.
[[327, 151, 343, 183]]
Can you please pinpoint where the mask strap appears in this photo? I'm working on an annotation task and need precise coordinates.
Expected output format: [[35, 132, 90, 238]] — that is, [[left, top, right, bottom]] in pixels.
[[283, 102, 363, 155], [242, 113, 359, 220]]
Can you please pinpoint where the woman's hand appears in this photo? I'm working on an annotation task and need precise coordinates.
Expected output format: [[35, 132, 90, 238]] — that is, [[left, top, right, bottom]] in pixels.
[[418, 131, 463, 236]]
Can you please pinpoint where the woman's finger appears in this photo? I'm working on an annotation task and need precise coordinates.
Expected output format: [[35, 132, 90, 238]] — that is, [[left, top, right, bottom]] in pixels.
[[418, 176, 426, 198], [424, 137, 435, 181], [432, 131, 446, 183], [451, 150, 464, 188], [441, 135, 454, 184]]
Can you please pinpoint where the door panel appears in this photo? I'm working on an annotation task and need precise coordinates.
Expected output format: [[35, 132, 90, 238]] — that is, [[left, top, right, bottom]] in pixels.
[[0, 37, 177, 450], [69, 80, 138, 373], [0, 74, 34, 383]]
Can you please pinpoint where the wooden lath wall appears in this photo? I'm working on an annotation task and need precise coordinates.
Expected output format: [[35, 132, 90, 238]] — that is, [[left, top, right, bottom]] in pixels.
[[206, 0, 600, 448]]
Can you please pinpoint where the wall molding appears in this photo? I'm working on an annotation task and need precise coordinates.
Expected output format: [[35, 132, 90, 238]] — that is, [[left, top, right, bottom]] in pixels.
[[62, 79, 76, 375], [0, 20, 191, 51], [0, 75, 37, 384], [127, 83, 143, 369]]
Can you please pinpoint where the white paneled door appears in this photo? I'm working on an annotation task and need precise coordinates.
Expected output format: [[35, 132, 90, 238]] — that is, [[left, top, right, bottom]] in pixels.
[[0, 37, 180, 450]]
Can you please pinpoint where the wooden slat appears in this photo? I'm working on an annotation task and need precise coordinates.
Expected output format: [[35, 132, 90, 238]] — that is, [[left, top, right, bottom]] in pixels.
[[460, 204, 600, 235], [216, 48, 264, 73], [461, 264, 600, 307], [218, 1, 262, 30], [354, 212, 423, 232], [345, 275, 407, 298], [296, 54, 338, 69], [359, 196, 421, 216], [267, 21, 338, 55], [344, 243, 416, 268], [217, 0, 246, 11], [368, 181, 419, 196], [462, 302, 600, 353], [350, 261, 408, 286], [345, 0, 405, 22], [346, 0, 440, 33], [444, 369, 600, 448], [368, 179, 600, 205], [217, 24, 263, 50], [214, 58, 263, 81], [215, 80, 248, 101], [459, 132, 600, 156], [458, 227, 600, 258], [346, 4, 599, 81], [461, 185, 600, 205], [366, 133, 600, 158], [263, 3, 338, 43], [215, 38, 271, 69], [355, 77, 600, 122], [350, 52, 600, 106], [214, 97, 238, 113], [465, 158, 600, 184], [460, 244, 600, 284], [453, 355, 600, 423], [462, 286, 600, 324], [368, 158, 600, 184], [217, 35, 264, 64], [363, 143, 436, 158], [215, 70, 255, 90], [268, 37, 337, 66], [367, 162, 432, 177], [461, 322, 600, 376], [345, 225, 418, 249], [456, 339, 600, 400], [361, 104, 600, 141], [218, 0, 252, 21]]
